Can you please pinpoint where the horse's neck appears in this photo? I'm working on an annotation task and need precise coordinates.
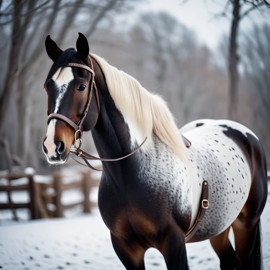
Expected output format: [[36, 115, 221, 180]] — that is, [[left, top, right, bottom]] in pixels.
[[90, 59, 137, 180], [92, 101, 133, 158], [89, 57, 186, 184]]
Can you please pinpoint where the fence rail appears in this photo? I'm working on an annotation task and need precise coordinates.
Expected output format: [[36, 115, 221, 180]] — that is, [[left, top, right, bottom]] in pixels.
[[0, 172, 39, 219], [0, 167, 101, 221]]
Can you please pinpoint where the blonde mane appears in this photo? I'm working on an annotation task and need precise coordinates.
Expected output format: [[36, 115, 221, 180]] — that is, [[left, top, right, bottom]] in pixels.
[[91, 54, 187, 160]]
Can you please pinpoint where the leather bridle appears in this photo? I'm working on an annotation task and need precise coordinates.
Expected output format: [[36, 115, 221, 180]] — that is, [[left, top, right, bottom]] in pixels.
[[47, 57, 99, 143], [47, 56, 146, 170]]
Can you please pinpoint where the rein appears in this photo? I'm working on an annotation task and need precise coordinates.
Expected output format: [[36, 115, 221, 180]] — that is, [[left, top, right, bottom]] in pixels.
[[70, 137, 148, 171], [47, 56, 146, 170]]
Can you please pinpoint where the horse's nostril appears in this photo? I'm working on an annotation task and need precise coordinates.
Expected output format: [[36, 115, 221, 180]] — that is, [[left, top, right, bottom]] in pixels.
[[56, 141, 65, 155]]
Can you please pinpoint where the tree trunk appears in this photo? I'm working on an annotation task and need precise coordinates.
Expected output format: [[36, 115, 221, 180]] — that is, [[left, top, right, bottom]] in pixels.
[[228, 0, 240, 120], [15, 0, 61, 165], [0, 1, 22, 135], [17, 68, 31, 163]]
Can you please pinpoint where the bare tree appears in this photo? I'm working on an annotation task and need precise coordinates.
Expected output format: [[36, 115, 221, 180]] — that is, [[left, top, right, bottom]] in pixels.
[[126, 12, 227, 123], [223, 0, 270, 120], [0, 0, 142, 170], [242, 23, 270, 152], [136, 12, 193, 111]]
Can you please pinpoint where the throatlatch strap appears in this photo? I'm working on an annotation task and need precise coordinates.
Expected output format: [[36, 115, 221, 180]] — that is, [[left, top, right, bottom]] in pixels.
[[185, 180, 209, 242]]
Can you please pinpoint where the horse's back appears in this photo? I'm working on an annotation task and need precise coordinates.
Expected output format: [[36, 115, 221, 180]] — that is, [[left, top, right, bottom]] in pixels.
[[181, 119, 267, 241]]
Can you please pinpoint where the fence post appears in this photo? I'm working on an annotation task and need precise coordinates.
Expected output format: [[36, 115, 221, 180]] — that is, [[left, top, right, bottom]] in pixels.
[[82, 171, 91, 213], [53, 170, 63, 217], [28, 173, 39, 219]]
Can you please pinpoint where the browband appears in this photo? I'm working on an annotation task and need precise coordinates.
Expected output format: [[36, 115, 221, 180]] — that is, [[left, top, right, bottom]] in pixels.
[[67, 63, 94, 74]]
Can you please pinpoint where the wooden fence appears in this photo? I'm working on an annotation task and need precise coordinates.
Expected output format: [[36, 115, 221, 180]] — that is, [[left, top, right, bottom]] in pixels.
[[0, 172, 39, 220], [38, 169, 100, 218], [0, 167, 101, 221]]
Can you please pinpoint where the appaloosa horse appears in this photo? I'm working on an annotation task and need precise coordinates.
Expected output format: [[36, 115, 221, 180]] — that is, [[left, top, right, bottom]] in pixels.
[[42, 33, 267, 270]]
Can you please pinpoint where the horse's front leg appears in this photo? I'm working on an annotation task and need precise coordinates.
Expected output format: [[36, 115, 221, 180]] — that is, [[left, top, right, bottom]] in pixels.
[[110, 233, 146, 270], [157, 227, 189, 270]]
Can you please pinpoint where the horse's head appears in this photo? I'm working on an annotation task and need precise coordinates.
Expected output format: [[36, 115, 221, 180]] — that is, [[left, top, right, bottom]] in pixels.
[[43, 33, 99, 164]]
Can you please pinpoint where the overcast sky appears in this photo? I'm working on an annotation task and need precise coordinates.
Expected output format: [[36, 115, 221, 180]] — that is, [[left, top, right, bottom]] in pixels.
[[136, 0, 269, 50]]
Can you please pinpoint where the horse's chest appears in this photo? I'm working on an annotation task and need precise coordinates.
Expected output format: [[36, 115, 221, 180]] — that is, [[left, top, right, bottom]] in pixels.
[[98, 148, 192, 239], [98, 181, 165, 241], [136, 146, 193, 227]]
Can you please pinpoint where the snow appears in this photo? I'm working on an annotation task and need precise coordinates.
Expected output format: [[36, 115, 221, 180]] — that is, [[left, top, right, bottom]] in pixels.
[[0, 184, 269, 270]]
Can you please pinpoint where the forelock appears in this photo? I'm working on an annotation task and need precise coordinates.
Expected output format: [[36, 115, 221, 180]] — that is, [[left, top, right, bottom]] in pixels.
[[46, 48, 76, 80]]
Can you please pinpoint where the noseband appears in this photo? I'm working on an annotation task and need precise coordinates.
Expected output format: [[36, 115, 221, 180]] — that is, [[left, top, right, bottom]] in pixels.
[[47, 56, 146, 170]]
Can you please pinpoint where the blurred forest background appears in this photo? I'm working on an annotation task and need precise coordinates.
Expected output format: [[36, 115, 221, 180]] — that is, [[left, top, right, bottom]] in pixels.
[[0, 0, 269, 172]]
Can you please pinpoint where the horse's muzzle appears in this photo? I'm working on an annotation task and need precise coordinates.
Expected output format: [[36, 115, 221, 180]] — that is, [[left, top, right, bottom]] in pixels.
[[42, 137, 69, 164]]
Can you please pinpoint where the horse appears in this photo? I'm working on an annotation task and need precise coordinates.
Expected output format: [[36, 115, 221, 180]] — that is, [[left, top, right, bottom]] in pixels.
[[42, 33, 268, 270]]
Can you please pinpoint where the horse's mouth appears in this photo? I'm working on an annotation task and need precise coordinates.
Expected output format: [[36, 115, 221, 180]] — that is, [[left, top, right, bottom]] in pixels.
[[45, 155, 68, 165]]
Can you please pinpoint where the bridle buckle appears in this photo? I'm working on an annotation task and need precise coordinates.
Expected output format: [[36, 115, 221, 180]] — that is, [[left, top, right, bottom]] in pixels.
[[202, 199, 209, 209], [74, 129, 82, 150]]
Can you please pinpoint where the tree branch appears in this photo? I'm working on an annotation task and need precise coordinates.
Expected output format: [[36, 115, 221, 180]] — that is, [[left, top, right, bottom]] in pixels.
[[85, 0, 120, 37]]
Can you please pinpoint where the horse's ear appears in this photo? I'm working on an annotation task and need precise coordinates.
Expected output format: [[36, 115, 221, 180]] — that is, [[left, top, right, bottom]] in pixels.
[[45, 35, 63, 62], [76, 32, 89, 62]]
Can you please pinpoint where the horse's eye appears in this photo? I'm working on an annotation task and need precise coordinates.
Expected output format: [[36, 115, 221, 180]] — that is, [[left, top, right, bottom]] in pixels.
[[78, 84, 86, 91]]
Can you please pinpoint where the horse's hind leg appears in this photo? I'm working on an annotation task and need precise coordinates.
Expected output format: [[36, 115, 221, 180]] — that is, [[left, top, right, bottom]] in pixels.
[[209, 227, 236, 270], [110, 233, 146, 270], [232, 137, 267, 270], [232, 218, 262, 270]]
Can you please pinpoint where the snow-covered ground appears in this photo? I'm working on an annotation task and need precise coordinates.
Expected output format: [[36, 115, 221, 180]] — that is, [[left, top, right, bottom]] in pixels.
[[0, 184, 269, 270]]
